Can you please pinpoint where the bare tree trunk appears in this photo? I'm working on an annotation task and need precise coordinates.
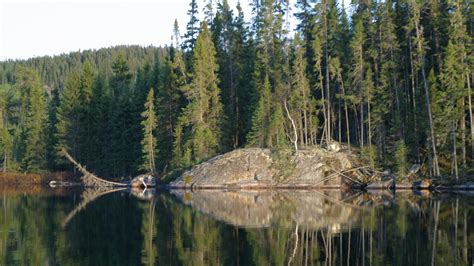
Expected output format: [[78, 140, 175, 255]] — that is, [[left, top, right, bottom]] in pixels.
[[340, 77, 351, 149], [354, 105, 360, 146], [320, 74, 328, 146], [409, 39, 420, 160], [461, 108, 466, 168], [3, 153, 6, 173], [361, 103, 364, 148], [467, 73, 474, 166], [303, 91, 309, 146], [422, 65, 440, 176], [324, 11, 331, 145], [368, 99, 372, 147], [338, 100, 342, 142], [284, 101, 298, 152]]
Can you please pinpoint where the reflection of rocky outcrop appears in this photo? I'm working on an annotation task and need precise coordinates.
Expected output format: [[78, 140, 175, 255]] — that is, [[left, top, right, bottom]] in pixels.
[[171, 147, 371, 188], [171, 190, 365, 231]]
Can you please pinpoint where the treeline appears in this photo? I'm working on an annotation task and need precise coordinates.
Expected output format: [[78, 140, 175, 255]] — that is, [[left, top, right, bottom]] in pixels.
[[0, 0, 472, 178]]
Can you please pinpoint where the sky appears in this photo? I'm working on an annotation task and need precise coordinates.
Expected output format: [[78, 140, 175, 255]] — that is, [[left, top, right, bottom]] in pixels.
[[0, 0, 258, 61]]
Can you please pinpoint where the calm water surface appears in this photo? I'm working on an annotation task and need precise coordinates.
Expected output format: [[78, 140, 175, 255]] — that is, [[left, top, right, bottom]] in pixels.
[[0, 187, 473, 265]]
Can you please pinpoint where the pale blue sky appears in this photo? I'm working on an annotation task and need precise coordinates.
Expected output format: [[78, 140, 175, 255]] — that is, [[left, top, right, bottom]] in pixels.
[[1, 0, 258, 60]]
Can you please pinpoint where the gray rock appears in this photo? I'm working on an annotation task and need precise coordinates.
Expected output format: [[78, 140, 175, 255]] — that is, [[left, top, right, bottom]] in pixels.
[[130, 174, 156, 188], [170, 147, 364, 188]]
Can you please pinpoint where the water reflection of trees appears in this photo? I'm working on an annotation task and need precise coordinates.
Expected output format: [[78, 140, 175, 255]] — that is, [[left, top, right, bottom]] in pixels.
[[167, 190, 474, 265], [0, 188, 472, 265]]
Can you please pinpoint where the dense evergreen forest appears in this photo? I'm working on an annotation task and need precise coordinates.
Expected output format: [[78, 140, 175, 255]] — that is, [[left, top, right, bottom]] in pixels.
[[0, 0, 472, 178]]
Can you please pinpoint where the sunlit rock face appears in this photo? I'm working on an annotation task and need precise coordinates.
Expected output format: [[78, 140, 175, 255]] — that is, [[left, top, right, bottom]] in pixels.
[[171, 190, 363, 231], [170, 147, 359, 188]]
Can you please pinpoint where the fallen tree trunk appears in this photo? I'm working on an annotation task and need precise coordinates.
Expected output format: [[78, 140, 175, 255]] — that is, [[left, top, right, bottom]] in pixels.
[[61, 149, 127, 187]]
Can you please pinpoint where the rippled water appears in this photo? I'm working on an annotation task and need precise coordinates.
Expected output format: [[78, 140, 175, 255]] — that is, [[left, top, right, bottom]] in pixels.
[[0, 186, 473, 265]]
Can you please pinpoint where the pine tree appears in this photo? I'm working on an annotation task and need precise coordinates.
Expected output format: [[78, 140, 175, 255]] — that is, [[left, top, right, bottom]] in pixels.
[[140, 88, 158, 175], [173, 22, 223, 167]]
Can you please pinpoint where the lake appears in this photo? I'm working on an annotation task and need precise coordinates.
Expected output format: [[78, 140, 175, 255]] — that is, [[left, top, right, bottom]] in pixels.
[[0, 186, 472, 265]]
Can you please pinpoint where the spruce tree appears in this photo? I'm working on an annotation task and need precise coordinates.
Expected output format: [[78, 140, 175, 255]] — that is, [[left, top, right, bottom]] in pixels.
[[183, 0, 200, 51], [17, 67, 48, 172], [0, 126, 12, 172], [140, 88, 158, 175], [108, 55, 134, 177], [349, 19, 365, 147], [88, 74, 110, 175], [173, 22, 223, 167], [157, 48, 186, 171], [289, 33, 315, 146], [79, 61, 94, 164], [0, 88, 13, 172], [407, 0, 440, 175], [55, 72, 82, 166], [246, 73, 272, 147], [247, 0, 289, 149]]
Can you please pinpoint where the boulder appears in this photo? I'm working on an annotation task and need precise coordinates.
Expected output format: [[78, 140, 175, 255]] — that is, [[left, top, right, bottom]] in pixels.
[[170, 147, 366, 188], [130, 174, 156, 188]]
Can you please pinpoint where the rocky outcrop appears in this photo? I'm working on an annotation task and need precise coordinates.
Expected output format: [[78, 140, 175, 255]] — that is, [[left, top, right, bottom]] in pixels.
[[170, 147, 369, 188]]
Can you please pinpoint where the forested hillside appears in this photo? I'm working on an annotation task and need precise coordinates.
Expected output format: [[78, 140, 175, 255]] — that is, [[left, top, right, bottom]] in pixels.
[[0, 0, 472, 178]]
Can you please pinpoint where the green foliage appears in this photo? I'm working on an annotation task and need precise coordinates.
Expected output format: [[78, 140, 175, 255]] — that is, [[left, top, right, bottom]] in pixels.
[[394, 140, 408, 177], [361, 146, 378, 169]]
